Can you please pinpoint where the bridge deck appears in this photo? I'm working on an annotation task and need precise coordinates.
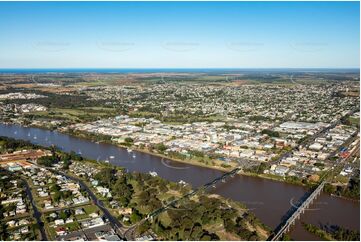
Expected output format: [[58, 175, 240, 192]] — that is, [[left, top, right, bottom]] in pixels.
[[270, 181, 326, 241]]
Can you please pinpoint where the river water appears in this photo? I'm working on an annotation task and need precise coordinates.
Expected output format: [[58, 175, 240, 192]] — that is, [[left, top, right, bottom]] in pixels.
[[0, 123, 359, 240]]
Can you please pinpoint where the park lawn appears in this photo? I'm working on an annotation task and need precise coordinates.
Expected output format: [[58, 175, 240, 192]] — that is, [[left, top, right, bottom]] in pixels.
[[30, 107, 115, 122], [157, 192, 173, 202], [29, 110, 80, 122], [74, 212, 89, 220], [334, 175, 350, 184], [46, 222, 80, 239], [349, 117, 359, 126], [202, 217, 248, 241], [163, 189, 182, 200], [158, 211, 172, 227], [64, 221, 80, 231], [135, 204, 152, 215], [129, 111, 160, 118], [127, 179, 141, 194], [130, 185, 161, 214], [51, 108, 114, 117], [79, 106, 116, 112], [131, 178, 169, 205], [82, 204, 100, 215]]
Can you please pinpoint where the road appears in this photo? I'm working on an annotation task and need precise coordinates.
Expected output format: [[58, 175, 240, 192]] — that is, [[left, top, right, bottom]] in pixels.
[[50, 169, 126, 238], [57, 224, 114, 241], [22, 179, 48, 241], [270, 108, 359, 167], [27, 161, 126, 239], [325, 133, 360, 180], [290, 75, 300, 85]]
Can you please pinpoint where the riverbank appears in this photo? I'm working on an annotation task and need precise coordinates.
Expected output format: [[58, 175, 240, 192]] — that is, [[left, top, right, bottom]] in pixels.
[[0, 134, 270, 240], [62, 127, 361, 203], [61, 127, 241, 173], [61, 128, 317, 188], [330, 193, 360, 203], [1, 121, 354, 198], [302, 222, 360, 241], [1, 123, 359, 240]]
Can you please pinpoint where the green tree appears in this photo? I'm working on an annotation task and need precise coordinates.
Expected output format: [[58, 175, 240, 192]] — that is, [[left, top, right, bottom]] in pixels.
[[155, 143, 167, 153], [125, 137, 134, 143], [94, 168, 117, 187]]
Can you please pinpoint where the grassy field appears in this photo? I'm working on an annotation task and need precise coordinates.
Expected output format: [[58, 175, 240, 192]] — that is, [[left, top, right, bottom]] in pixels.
[[348, 116, 360, 126], [82, 204, 100, 215], [28, 107, 116, 122]]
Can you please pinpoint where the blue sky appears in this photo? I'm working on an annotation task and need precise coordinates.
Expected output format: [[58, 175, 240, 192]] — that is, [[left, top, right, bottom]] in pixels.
[[0, 1, 359, 68]]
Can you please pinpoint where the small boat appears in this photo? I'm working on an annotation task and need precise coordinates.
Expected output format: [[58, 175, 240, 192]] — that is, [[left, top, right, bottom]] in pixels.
[[109, 156, 115, 159], [27, 133, 31, 137], [33, 136, 37, 140], [149, 171, 158, 177], [132, 154, 136, 158], [104, 160, 110, 163], [127, 148, 133, 153], [178, 180, 187, 186]]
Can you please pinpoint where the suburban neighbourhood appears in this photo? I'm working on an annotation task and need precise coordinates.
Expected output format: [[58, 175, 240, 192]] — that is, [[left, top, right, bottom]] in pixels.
[[0, 0, 360, 240]]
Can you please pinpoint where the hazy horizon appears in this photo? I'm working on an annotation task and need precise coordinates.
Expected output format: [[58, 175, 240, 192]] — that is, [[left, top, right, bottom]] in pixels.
[[0, 67, 359, 75]]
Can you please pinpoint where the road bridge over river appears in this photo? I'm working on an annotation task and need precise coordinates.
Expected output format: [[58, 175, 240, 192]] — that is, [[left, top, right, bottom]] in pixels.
[[125, 109, 359, 240], [268, 181, 326, 241]]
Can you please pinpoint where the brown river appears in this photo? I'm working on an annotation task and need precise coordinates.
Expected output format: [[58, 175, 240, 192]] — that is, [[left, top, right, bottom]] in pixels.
[[0, 123, 359, 240]]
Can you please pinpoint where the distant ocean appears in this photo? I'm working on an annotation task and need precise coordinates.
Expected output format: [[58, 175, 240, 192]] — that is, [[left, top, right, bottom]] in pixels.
[[0, 68, 359, 74]]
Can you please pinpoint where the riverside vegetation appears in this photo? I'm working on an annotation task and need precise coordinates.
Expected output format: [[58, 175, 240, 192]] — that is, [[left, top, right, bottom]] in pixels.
[[0, 136, 269, 240]]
